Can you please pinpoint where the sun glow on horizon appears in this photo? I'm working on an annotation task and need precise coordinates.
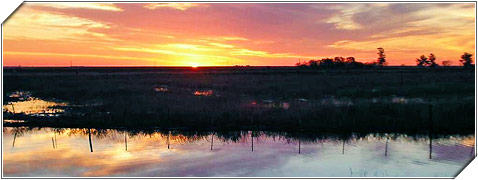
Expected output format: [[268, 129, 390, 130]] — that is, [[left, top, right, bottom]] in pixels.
[[2, 3, 475, 66]]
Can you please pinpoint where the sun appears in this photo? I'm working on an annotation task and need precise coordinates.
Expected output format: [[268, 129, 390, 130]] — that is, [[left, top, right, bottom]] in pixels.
[[190, 63, 199, 68]]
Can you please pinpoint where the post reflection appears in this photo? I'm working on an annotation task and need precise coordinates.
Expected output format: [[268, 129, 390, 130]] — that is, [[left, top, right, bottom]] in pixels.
[[2, 127, 475, 177]]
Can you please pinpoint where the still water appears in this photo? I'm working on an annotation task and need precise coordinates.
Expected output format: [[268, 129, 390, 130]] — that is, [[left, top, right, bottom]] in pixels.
[[2, 127, 475, 177]]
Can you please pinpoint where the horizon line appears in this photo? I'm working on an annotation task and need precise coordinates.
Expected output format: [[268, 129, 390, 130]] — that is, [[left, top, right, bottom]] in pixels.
[[2, 65, 470, 68]]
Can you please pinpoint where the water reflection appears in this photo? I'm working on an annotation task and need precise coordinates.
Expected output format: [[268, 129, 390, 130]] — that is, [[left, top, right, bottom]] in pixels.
[[3, 98, 67, 116], [241, 96, 429, 111], [153, 85, 168, 92], [193, 90, 214, 96], [3, 127, 474, 177], [320, 96, 354, 106], [247, 100, 290, 110], [3, 119, 26, 123], [8, 91, 32, 100]]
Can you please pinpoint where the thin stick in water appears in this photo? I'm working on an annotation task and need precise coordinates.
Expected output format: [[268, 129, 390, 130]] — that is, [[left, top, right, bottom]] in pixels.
[[385, 138, 389, 156], [342, 139, 345, 154], [167, 131, 171, 149], [125, 132, 128, 151], [12, 132, 17, 148], [11, 104, 15, 114], [210, 133, 214, 151], [299, 140, 301, 154], [88, 128, 93, 152], [251, 131, 254, 152], [429, 134, 433, 159]]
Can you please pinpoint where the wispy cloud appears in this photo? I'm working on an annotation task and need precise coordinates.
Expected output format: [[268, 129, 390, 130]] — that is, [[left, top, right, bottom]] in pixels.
[[3, 51, 165, 63], [322, 4, 369, 30], [143, 3, 206, 11], [32, 3, 123, 11], [202, 36, 249, 42], [230, 48, 310, 59], [3, 3, 476, 66], [3, 5, 115, 42], [209, 42, 235, 48]]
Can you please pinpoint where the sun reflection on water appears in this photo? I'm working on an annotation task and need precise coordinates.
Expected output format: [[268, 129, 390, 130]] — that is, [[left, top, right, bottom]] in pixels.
[[2, 127, 474, 177], [3, 98, 67, 116]]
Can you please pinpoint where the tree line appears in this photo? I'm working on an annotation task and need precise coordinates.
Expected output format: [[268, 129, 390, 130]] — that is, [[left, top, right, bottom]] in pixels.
[[296, 48, 474, 69]]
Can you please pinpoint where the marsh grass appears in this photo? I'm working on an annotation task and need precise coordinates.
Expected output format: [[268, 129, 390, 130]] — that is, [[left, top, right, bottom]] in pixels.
[[3, 67, 474, 134]]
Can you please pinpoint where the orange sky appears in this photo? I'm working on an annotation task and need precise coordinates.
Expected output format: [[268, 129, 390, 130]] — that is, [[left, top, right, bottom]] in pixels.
[[2, 3, 476, 67]]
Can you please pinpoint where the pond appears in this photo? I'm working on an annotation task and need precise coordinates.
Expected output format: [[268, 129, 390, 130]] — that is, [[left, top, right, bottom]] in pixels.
[[2, 127, 474, 177], [3, 98, 67, 117]]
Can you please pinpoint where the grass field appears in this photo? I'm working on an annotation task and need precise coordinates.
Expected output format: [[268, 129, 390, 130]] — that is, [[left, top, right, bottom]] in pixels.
[[2, 66, 475, 134]]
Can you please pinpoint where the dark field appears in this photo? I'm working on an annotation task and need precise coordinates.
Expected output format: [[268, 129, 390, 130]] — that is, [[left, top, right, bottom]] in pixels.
[[2, 66, 475, 134]]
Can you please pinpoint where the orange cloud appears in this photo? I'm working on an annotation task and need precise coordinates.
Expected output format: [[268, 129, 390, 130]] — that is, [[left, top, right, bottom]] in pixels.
[[2, 3, 475, 66], [143, 3, 206, 11], [31, 3, 123, 11]]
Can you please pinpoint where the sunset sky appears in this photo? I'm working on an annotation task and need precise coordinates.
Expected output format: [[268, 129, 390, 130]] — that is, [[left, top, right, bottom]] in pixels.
[[2, 2, 476, 67]]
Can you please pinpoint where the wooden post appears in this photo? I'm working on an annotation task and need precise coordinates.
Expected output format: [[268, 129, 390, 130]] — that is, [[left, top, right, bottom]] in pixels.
[[251, 131, 254, 152], [342, 139, 345, 154], [124, 132, 128, 151], [12, 132, 17, 148], [298, 140, 301, 154], [10, 104, 15, 114], [210, 133, 214, 151], [167, 131, 171, 149], [429, 134, 433, 159], [385, 138, 389, 156], [52, 137, 55, 149], [470, 145, 475, 157], [88, 128, 93, 152], [429, 104, 433, 159], [54, 134, 57, 148]]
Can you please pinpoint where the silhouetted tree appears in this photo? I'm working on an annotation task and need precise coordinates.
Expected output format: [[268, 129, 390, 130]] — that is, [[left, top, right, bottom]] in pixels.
[[295, 56, 373, 69], [459, 52, 473, 68], [377, 47, 386, 67], [428, 53, 438, 67], [442, 61, 452, 67], [416, 55, 429, 67], [319, 58, 334, 68], [295, 61, 307, 68], [308, 60, 319, 68], [334, 57, 345, 63], [333, 57, 346, 68]]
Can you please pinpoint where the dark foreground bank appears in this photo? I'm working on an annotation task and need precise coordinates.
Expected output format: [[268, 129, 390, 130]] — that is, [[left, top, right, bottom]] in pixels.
[[3, 66, 475, 134]]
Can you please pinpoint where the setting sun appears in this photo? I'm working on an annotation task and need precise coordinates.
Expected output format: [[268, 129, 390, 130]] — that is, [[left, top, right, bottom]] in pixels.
[[190, 62, 200, 68], [2, 2, 475, 178], [2, 3, 475, 66]]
